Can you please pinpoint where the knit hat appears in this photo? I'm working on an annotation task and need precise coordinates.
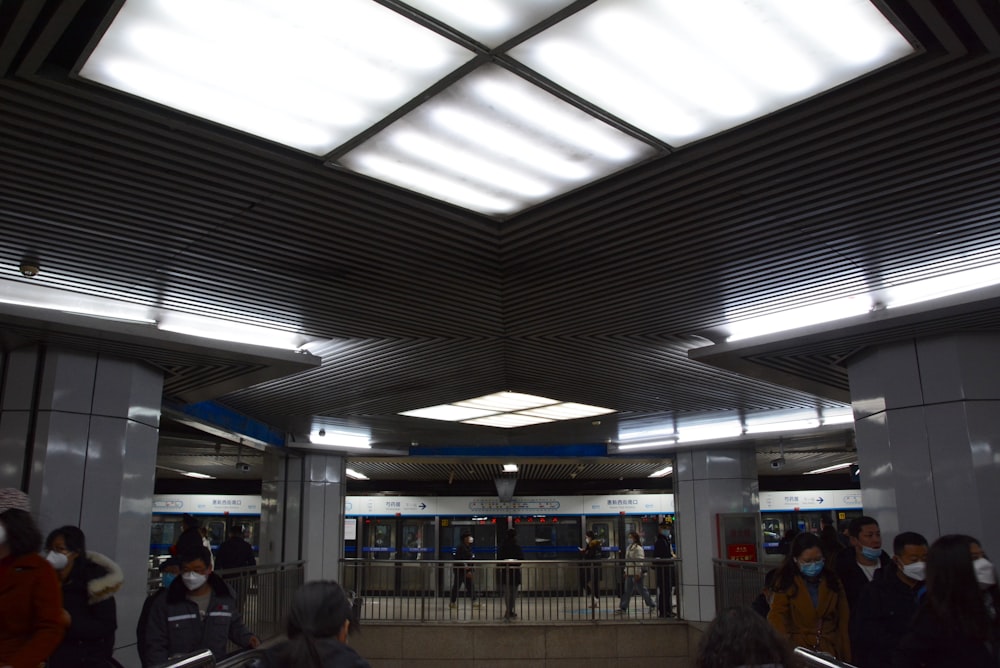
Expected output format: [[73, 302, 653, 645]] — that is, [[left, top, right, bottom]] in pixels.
[[0, 488, 31, 514]]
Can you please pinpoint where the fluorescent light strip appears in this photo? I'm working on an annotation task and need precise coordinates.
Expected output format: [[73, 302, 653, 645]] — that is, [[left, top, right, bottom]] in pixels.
[[346, 468, 369, 480], [503, 464, 518, 473], [156, 313, 305, 350], [617, 440, 680, 451], [618, 426, 678, 442], [822, 412, 855, 426], [309, 431, 371, 449], [745, 418, 820, 435], [156, 465, 216, 480], [648, 466, 673, 478], [677, 422, 744, 443], [727, 295, 872, 342], [805, 462, 854, 475]]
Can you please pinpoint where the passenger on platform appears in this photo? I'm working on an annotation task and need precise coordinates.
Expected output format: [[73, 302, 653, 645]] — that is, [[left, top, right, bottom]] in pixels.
[[653, 520, 675, 617], [579, 530, 603, 608], [768, 531, 851, 661], [449, 532, 479, 609], [44, 526, 123, 668], [697, 606, 801, 668], [136, 557, 180, 668], [617, 531, 655, 614], [265, 580, 370, 668], [850, 531, 928, 668], [893, 534, 1000, 668], [170, 514, 204, 558], [819, 523, 844, 561], [141, 547, 259, 665], [0, 488, 68, 668], [497, 529, 524, 619], [834, 516, 890, 613], [215, 526, 256, 572], [837, 521, 852, 550]]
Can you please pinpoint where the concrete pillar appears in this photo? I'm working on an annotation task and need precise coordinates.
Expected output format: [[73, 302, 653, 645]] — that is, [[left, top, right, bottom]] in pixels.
[[297, 453, 346, 582], [0, 345, 162, 667], [674, 446, 759, 622], [848, 332, 1000, 556], [260, 449, 303, 564]]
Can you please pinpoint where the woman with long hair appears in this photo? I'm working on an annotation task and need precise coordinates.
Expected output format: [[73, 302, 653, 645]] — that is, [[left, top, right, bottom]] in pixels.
[[44, 526, 123, 668], [0, 488, 67, 668], [893, 534, 1000, 667], [697, 606, 801, 668], [767, 532, 850, 660], [267, 581, 369, 668]]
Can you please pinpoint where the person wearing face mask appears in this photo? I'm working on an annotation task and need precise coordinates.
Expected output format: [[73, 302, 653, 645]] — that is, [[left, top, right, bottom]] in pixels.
[[653, 520, 675, 617], [141, 547, 259, 665], [894, 534, 1000, 668], [449, 532, 479, 610], [767, 531, 851, 660], [0, 488, 68, 668], [850, 531, 928, 668], [44, 526, 123, 668], [834, 516, 891, 616], [135, 558, 180, 668]]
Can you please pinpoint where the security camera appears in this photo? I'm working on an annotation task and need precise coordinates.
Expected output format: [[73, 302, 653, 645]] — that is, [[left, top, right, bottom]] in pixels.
[[770, 457, 785, 470], [236, 463, 251, 472]]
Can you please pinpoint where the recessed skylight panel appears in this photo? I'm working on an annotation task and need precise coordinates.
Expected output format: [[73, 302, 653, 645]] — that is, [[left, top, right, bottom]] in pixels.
[[462, 413, 554, 428], [455, 391, 559, 412], [80, 0, 474, 155], [399, 405, 498, 421], [401, 0, 579, 47], [518, 402, 616, 420]]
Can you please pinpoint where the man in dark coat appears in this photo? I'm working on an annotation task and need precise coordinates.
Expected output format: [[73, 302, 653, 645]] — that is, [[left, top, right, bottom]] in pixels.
[[214, 527, 256, 571], [497, 529, 524, 619], [653, 520, 675, 617], [850, 531, 928, 667], [834, 516, 891, 614]]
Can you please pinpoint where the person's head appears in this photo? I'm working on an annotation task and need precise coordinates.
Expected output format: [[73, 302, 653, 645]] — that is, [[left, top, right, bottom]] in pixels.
[[182, 514, 199, 531], [774, 532, 838, 594], [925, 534, 997, 640], [287, 580, 357, 644], [892, 531, 929, 583], [160, 557, 181, 588], [629, 531, 641, 545], [782, 528, 798, 541], [659, 520, 671, 534], [179, 547, 214, 592], [0, 488, 40, 558], [228, 526, 244, 540], [585, 530, 596, 541], [45, 525, 87, 576], [695, 606, 799, 668], [461, 532, 473, 545], [505, 528, 517, 542], [848, 516, 882, 558]]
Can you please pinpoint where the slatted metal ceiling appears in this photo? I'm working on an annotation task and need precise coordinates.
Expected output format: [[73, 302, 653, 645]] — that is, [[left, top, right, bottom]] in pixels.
[[1, 1, 999, 480]]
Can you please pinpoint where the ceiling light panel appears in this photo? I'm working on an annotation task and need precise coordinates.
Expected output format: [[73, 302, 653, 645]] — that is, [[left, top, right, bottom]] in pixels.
[[399, 404, 498, 422], [79, 0, 474, 155], [401, 0, 578, 47], [462, 413, 554, 428], [455, 391, 559, 412], [338, 64, 657, 214], [517, 402, 615, 420], [510, 0, 914, 146]]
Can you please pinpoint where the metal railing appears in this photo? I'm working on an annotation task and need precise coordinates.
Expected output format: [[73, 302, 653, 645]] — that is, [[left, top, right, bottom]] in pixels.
[[340, 557, 681, 622], [712, 558, 773, 612], [157, 648, 267, 668], [794, 647, 859, 668]]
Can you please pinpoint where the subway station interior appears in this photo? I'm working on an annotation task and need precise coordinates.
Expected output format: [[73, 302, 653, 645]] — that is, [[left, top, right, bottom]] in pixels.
[[2, 1, 1000, 666]]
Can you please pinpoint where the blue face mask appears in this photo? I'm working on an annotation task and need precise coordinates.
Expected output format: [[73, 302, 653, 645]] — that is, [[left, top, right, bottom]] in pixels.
[[861, 546, 882, 561], [162, 573, 177, 589], [799, 560, 824, 578]]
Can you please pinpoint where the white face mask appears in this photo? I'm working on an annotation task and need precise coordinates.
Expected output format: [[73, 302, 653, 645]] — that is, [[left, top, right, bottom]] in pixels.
[[46, 551, 69, 571], [899, 561, 926, 582], [974, 558, 996, 588], [182, 571, 208, 590]]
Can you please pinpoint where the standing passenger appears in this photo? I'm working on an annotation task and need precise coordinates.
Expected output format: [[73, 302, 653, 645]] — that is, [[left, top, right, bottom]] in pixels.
[[137, 558, 181, 668], [0, 488, 68, 668], [44, 526, 123, 668], [653, 520, 675, 617], [497, 529, 524, 619], [579, 530, 603, 608], [617, 532, 655, 614], [265, 581, 370, 668], [834, 516, 890, 614], [768, 532, 851, 661], [449, 532, 479, 609]]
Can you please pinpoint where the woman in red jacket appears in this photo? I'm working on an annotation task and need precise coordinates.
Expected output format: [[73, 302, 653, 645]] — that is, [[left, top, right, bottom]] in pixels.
[[0, 488, 68, 668]]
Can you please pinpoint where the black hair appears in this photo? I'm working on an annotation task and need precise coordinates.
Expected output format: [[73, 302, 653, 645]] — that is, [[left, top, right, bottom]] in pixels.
[[695, 606, 801, 668], [925, 534, 999, 642], [0, 509, 43, 556], [629, 531, 641, 544], [277, 581, 359, 668], [848, 515, 879, 539], [505, 529, 517, 540], [182, 514, 200, 530], [893, 531, 928, 555], [45, 525, 90, 573], [180, 546, 213, 568], [772, 532, 840, 595]]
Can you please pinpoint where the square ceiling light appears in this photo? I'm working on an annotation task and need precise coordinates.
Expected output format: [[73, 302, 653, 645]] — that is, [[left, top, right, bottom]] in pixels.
[[400, 391, 615, 428], [401, 0, 578, 48], [338, 65, 656, 215], [509, 0, 914, 146], [79, 0, 473, 155]]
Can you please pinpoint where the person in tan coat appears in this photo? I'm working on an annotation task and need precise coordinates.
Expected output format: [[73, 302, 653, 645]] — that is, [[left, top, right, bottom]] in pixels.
[[768, 531, 851, 661]]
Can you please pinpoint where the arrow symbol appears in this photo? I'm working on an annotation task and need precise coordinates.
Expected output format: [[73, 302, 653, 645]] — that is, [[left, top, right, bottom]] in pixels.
[[816, 497, 824, 503], [418, 502, 427, 509]]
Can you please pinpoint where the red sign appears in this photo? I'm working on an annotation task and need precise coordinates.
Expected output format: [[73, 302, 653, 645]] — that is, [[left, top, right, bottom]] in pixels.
[[727, 543, 758, 562]]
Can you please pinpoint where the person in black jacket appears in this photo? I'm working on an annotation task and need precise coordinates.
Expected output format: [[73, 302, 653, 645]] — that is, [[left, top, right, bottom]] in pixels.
[[894, 534, 1000, 668], [497, 529, 524, 619], [136, 557, 180, 668], [215, 527, 256, 571], [171, 514, 204, 558], [449, 532, 479, 609], [653, 521, 675, 617], [834, 516, 891, 615], [44, 526, 122, 668], [265, 581, 369, 668], [850, 531, 928, 667]]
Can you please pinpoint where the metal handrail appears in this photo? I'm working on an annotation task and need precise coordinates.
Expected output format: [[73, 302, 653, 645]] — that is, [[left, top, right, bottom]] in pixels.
[[793, 647, 859, 668], [153, 650, 215, 668]]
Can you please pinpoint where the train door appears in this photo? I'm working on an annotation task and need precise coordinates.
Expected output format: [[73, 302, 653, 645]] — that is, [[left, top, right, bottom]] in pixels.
[[510, 516, 581, 593], [399, 518, 435, 593], [587, 519, 618, 596], [439, 518, 498, 594], [361, 518, 397, 593]]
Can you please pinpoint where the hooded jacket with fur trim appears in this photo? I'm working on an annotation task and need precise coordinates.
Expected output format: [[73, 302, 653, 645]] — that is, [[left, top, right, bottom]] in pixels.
[[47, 551, 123, 668]]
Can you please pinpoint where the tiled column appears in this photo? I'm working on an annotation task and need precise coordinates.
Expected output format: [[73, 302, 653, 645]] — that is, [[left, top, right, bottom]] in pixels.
[[674, 447, 759, 622], [296, 453, 346, 582], [848, 332, 1000, 557], [259, 450, 303, 564], [0, 345, 162, 667]]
